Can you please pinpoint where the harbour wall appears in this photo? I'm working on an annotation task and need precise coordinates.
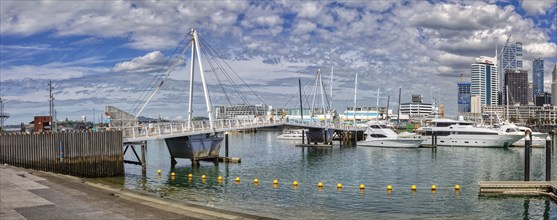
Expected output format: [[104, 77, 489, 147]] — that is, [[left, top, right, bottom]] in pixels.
[[0, 130, 124, 177]]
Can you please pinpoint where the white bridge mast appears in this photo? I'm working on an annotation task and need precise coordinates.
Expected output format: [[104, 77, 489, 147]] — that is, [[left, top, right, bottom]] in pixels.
[[189, 29, 215, 131]]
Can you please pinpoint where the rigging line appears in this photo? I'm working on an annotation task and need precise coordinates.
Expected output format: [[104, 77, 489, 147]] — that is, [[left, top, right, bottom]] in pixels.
[[128, 35, 192, 114], [199, 40, 246, 104], [199, 45, 233, 105], [132, 40, 193, 117], [200, 39, 250, 105], [199, 37, 267, 106], [281, 76, 314, 108], [199, 40, 248, 105]]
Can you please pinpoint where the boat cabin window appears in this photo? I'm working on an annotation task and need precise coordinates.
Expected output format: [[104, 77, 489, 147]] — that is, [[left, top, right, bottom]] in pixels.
[[369, 125, 388, 129], [505, 128, 518, 133], [434, 122, 455, 127], [369, 134, 388, 138], [456, 132, 497, 135]]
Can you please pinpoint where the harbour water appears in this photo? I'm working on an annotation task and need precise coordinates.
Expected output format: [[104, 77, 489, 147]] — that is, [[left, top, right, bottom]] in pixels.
[[101, 131, 556, 219]]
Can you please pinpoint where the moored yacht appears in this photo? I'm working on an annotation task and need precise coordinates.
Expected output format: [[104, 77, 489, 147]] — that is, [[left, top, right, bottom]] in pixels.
[[277, 129, 307, 140], [358, 123, 423, 148], [498, 124, 548, 147], [416, 119, 523, 148]]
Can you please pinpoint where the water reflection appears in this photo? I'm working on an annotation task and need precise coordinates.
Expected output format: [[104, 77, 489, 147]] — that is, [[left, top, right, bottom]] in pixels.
[[104, 131, 556, 219]]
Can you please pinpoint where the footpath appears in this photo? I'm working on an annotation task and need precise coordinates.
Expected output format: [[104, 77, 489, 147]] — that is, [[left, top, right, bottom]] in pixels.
[[0, 166, 269, 220]]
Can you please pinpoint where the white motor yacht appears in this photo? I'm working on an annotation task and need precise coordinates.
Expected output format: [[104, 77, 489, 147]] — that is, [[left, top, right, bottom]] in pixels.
[[498, 124, 548, 147], [277, 129, 307, 140], [416, 119, 523, 148], [358, 123, 423, 148]]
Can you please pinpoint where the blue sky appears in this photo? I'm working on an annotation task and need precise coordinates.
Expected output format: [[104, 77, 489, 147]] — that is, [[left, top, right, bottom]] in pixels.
[[1, 0, 556, 124]]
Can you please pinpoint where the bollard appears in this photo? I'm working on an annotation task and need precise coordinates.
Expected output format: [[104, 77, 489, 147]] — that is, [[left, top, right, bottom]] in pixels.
[[524, 134, 531, 181], [546, 135, 552, 181]]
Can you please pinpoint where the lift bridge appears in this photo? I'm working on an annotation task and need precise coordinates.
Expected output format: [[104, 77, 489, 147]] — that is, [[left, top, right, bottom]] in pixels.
[[111, 29, 363, 167]]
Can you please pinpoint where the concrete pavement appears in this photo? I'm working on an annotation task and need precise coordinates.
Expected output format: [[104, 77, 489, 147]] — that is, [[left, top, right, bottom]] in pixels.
[[0, 166, 270, 220]]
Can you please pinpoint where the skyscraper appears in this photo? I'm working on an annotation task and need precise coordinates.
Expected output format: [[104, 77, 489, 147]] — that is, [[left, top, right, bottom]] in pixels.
[[471, 56, 498, 106], [504, 69, 528, 106], [551, 63, 557, 105], [532, 58, 544, 98], [457, 82, 471, 112], [528, 81, 534, 105], [501, 42, 523, 71], [500, 41, 523, 104]]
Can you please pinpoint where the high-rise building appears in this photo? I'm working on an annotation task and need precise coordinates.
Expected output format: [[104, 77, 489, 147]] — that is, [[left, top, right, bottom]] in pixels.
[[501, 42, 523, 71], [532, 58, 544, 98], [528, 81, 534, 105], [504, 69, 528, 106], [457, 82, 471, 112], [551, 63, 557, 105], [500, 41, 523, 104], [471, 56, 498, 106]]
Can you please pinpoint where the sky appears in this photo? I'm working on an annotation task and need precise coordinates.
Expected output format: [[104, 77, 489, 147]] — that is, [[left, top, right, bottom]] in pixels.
[[1, 0, 556, 124]]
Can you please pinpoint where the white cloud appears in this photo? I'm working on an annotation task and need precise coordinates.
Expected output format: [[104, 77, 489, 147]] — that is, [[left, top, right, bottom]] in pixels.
[[112, 51, 167, 73], [520, 0, 555, 16]]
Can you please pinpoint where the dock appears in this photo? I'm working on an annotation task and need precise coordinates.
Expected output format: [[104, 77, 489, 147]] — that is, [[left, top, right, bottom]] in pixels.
[[295, 143, 333, 148], [479, 181, 557, 201]]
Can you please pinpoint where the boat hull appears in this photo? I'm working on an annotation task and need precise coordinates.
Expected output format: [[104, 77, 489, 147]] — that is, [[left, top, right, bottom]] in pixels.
[[358, 138, 423, 148], [420, 134, 523, 148]]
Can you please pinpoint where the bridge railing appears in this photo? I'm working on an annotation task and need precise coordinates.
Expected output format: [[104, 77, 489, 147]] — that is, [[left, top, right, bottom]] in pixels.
[[119, 118, 283, 139], [119, 118, 363, 140]]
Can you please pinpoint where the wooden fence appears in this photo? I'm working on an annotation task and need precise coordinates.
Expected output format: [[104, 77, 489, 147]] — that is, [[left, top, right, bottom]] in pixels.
[[0, 130, 124, 177]]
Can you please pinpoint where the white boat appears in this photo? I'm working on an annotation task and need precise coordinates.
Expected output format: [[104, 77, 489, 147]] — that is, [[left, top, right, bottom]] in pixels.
[[498, 124, 548, 147], [415, 119, 523, 148], [358, 123, 423, 148], [277, 129, 306, 140]]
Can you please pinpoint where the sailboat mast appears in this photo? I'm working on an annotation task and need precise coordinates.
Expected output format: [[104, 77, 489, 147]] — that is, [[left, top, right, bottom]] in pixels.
[[397, 88, 401, 127], [299, 77, 303, 122], [353, 73, 358, 124], [330, 66, 333, 110]]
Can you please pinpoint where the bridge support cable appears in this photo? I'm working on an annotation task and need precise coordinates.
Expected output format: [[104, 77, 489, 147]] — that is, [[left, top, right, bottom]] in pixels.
[[187, 41, 195, 129], [199, 38, 268, 107], [129, 34, 192, 115], [134, 40, 193, 119]]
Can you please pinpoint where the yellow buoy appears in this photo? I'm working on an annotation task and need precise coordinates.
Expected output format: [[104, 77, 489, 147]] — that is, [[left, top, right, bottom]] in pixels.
[[273, 179, 278, 184], [171, 172, 176, 176], [387, 185, 392, 190], [201, 175, 206, 179], [293, 181, 298, 186], [431, 185, 437, 191], [455, 184, 460, 190], [188, 173, 193, 178], [359, 184, 365, 190], [235, 177, 240, 182], [318, 182, 323, 187], [157, 169, 161, 174], [254, 178, 259, 184], [337, 183, 342, 189], [218, 176, 223, 181], [411, 185, 417, 190]]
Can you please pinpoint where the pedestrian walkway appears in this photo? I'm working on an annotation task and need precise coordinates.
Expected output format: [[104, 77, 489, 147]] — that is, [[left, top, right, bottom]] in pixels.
[[0, 166, 269, 220]]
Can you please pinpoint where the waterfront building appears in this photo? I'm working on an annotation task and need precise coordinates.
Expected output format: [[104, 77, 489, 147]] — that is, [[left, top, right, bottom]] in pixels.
[[400, 95, 433, 117], [340, 106, 391, 121], [504, 69, 528, 106], [215, 104, 271, 120], [551, 63, 557, 105], [471, 56, 498, 106], [457, 82, 471, 112], [482, 105, 556, 126], [532, 58, 544, 98]]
